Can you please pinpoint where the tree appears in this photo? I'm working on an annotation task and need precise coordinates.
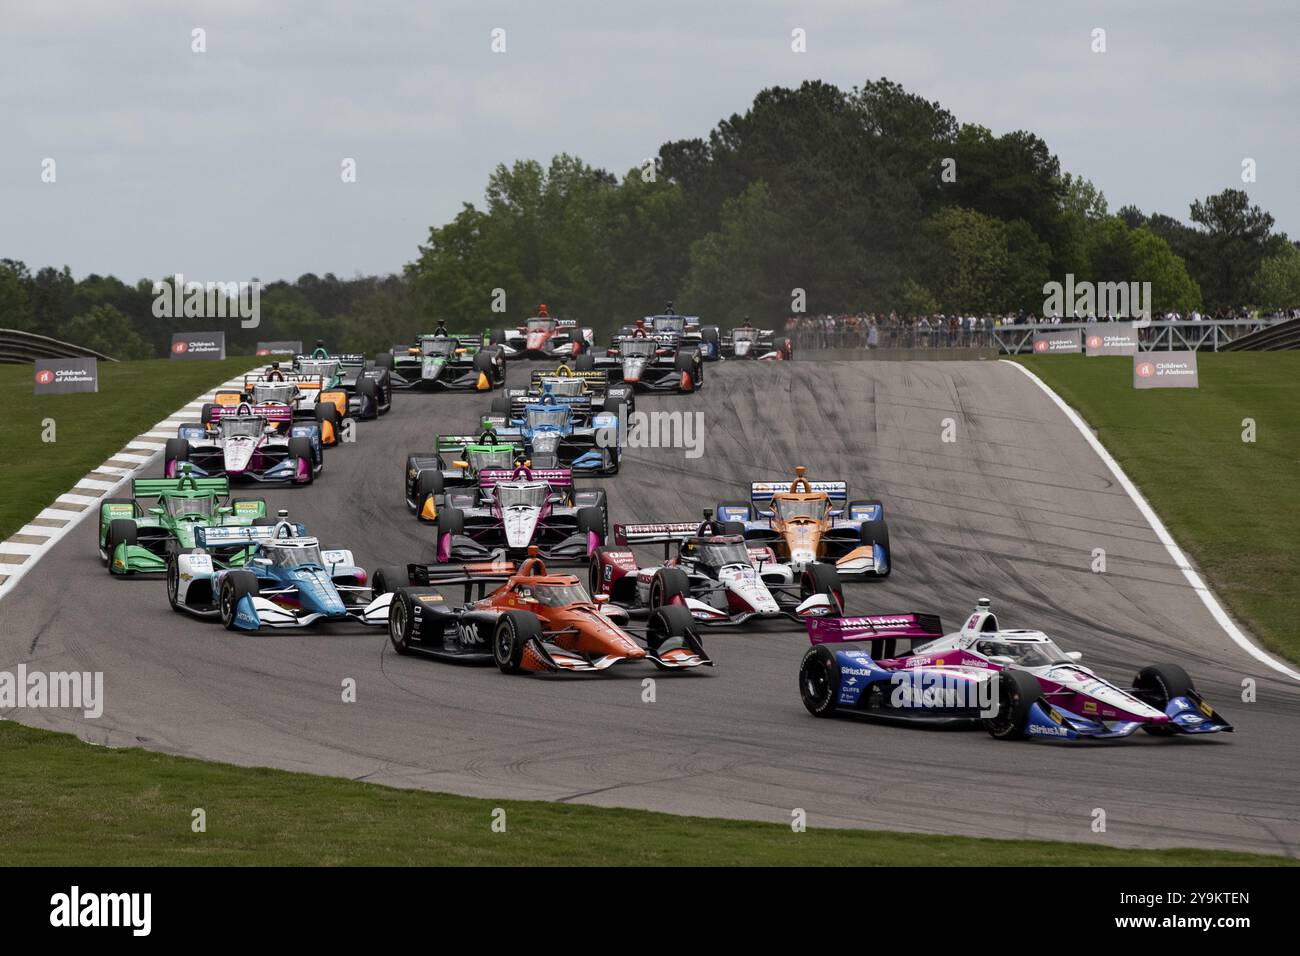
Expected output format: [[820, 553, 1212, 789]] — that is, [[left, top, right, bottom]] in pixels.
[[1187, 189, 1286, 308], [1250, 245, 1300, 312], [59, 304, 152, 359]]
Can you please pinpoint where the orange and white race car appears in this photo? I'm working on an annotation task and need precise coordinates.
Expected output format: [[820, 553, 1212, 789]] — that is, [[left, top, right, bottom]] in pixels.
[[379, 547, 712, 674], [714, 467, 892, 579], [208, 364, 347, 445]]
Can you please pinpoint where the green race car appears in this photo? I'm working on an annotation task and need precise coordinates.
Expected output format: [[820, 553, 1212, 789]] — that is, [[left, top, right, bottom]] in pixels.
[[404, 424, 524, 521], [98, 469, 269, 575]]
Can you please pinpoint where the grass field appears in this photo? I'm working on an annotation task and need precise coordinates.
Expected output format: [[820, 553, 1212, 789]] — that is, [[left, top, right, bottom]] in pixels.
[[1017, 352, 1300, 664], [0, 356, 260, 541], [0, 721, 1287, 866]]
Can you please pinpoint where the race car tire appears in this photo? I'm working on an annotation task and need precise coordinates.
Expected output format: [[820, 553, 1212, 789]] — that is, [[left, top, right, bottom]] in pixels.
[[165, 555, 183, 611], [200, 402, 221, 426], [649, 567, 690, 610], [371, 565, 409, 598], [288, 436, 315, 484], [719, 520, 746, 536], [646, 603, 697, 655], [416, 471, 445, 514], [674, 350, 696, 373], [472, 350, 495, 375], [799, 645, 841, 717], [375, 352, 395, 371], [106, 519, 137, 573], [490, 394, 512, 416], [164, 438, 190, 475], [252, 517, 277, 527], [982, 668, 1041, 740], [218, 570, 260, 631], [437, 506, 465, 537], [488, 328, 507, 346], [588, 546, 619, 597], [576, 506, 606, 544], [314, 402, 342, 441], [775, 336, 793, 359], [800, 561, 844, 611], [858, 516, 891, 576], [716, 499, 754, 522], [573, 352, 595, 372], [1133, 663, 1194, 735], [98, 497, 135, 560], [356, 376, 378, 416], [493, 610, 542, 674], [387, 586, 440, 655]]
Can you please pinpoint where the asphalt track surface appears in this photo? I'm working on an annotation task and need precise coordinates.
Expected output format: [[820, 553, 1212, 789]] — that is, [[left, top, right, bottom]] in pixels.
[[4, 359, 1298, 857]]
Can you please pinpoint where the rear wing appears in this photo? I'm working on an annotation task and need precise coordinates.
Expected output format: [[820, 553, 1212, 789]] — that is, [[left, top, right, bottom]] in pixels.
[[751, 479, 847, 510], [806, 614, 944, 647], [405, 560, 517, 601], [131, 475, 229, 498], [528, 368, 609, 389], [613, 522, 698, 547], [209, 405, 294, 424], [243, 372, 323, 390], [478, 468, 572, 490]]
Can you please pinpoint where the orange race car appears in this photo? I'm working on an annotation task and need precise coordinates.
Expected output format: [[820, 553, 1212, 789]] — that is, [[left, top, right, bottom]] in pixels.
[[714, 466, 892, 579], [209, 365, 348, 445], [377, 547, 712, 674]]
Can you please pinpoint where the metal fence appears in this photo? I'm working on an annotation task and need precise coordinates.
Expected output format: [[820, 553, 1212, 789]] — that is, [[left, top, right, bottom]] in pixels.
[[0, 328, 118, 364], [789, 318, 1285, 354]]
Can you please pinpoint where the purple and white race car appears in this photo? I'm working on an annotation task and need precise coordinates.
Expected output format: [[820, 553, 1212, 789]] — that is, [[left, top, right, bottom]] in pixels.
[[432, 465, 607, 565], [164, 403, 323, 485], [798, 598, 1234, 742]]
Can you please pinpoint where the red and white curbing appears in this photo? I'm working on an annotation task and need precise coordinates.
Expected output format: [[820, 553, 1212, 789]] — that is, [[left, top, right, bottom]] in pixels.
[[0, 368, 267, 597]]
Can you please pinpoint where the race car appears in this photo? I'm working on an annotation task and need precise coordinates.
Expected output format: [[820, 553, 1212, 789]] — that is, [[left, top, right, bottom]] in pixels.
[[798, 598, 1234, 742], [98, 470, 267, 574], [380, 548, 712, 674], [591, 324, 705, 393], [720, 323, 792, 360], [377, 329, 506, 391], [292, 346, 391, 419], [167, 518, 390, 631], [432, 465, 607, 565], [716, 467, 891, 579], [164, 403, 323, 485], [487, 304, 594, 360], [207, 365, 346, 445], [486, 396, 621, 475], [591, 512, 844, 626], [405, 425, 525, 520], [613, 304, 721, 361], [490, 364, 635, 421]]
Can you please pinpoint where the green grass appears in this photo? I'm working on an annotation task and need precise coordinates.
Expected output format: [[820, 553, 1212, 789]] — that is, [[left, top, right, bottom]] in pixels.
[[0, 721, 1287, 866], [0, 356, 260, 540], [1016, 352, 1300, 663]]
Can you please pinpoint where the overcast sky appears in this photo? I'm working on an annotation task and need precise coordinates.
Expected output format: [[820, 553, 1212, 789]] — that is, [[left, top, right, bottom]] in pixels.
[[2, 0, 1295, 283]]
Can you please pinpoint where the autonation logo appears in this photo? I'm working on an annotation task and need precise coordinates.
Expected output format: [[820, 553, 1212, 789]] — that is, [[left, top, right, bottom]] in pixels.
[[0, 666, 103, 718]]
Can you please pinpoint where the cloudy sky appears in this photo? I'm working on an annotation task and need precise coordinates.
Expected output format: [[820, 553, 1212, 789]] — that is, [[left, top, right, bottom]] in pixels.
[[2, 0, 1295, 283]]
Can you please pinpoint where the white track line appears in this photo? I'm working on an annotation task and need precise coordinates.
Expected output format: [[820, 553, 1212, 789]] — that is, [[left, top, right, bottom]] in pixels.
[[1003, 359, 1300, 681]]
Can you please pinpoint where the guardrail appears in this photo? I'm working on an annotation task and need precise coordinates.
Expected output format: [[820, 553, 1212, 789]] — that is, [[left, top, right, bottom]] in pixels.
[[1221, 317, 1300, 351], [0, 328, 118, 364], [791, 318, 1284, 355]]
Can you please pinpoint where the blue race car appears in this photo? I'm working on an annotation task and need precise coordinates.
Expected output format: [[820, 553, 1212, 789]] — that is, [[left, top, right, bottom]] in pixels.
[[485, 393, 621, 475], [166, 517, 392, 631]]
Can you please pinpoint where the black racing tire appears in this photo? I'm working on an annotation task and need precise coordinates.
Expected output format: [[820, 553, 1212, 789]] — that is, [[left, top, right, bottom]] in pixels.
[[371, 565, 409, 597], [166, 555, 183, 611], [218, 570, 260, 631], [799, 645, 841, 717], [98, 497, 135, 560], [375, 352, 395, 370], [775, 336, 792, 358], [982, 668, 1042, 740], [314, 401, 342, 439], [576, 506, 606, 544], [588, 546, 618, 598], [646, 603, 697, 654], [800, 561, 844, 611], [573, 352, 595, 372], [1133, 663, 1194, 735], [493, 610, 542, 674], [200, 402, 221, 426], [164, 438, 190, 475], [488, 328, 507, 346], [490, 394, 512, 416], [472, 350, 495, 376], [701, 326, 720, 344], [437, 506, 465, 538], [356, 375, 378, 416], [674, 350, 696, 373], [288, 436, 315, 484], [106, 519, 138, 573], [416, 471, 445, 514], [386, 587, 419, 655], [649, 567, 690, 610], [252, 517, 277, 527]]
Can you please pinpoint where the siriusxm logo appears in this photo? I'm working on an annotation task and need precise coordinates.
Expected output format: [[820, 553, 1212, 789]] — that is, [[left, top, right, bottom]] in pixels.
[[1029, 723, 1070, 737]]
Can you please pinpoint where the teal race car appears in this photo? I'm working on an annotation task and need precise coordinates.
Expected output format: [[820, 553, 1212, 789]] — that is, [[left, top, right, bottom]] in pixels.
[[98, 469, 269, 575]]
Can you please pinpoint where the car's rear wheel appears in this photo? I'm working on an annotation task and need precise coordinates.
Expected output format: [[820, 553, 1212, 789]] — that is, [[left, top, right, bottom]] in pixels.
[[982, 668, 1041, 740], [371, 565, 408, 597], [573, 352, 595, 372], [1133, 663, 1194, 735], [799, 645, 840, 717]]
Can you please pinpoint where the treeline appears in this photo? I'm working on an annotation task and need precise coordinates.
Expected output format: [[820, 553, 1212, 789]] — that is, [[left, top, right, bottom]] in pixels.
[[3, 78, 1299, 359]]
